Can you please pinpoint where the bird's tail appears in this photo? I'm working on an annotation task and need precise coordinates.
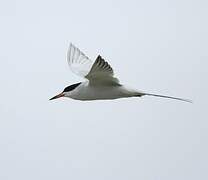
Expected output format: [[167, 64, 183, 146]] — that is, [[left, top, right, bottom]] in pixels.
[[136, 92, 192, 103]]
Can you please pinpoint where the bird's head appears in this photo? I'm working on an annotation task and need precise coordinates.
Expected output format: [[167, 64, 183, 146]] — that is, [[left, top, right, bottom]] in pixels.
[[49, 82, 81, 100]]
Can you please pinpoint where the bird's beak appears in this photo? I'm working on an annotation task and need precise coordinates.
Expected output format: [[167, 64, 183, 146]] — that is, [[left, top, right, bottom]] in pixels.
[[49, 92, 64, 100]]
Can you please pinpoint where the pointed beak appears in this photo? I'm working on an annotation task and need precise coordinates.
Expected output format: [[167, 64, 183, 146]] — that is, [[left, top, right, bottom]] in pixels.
[[49, 92, 64, 100]]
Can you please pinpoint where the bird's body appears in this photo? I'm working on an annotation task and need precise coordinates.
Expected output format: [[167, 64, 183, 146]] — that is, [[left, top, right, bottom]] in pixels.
[[50, 43, 191, 103], [65, 81, 143, 101]]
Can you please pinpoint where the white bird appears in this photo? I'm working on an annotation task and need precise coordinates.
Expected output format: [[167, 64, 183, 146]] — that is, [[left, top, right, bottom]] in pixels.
[[50, 43, 191, 103]]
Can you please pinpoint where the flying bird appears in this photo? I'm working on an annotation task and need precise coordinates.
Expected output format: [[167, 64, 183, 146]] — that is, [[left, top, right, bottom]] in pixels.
[[50, 43, 191, 103]]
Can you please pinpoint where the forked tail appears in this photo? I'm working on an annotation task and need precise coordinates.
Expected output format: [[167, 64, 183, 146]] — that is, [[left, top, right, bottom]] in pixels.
[[142, 93, 192, 103]]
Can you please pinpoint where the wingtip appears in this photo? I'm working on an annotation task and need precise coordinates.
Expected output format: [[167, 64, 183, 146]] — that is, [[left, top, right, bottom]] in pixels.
[[69, 42, 73, 47], [69, 42, 80, 51], [180, 98, 193, 103], [185, 99, 193, 103], [145, 93, 193, 103]]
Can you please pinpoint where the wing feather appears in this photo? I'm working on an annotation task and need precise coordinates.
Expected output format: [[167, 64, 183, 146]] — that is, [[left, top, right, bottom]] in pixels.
[[67, 43, 93, 77], [67, 43, 120, 86], [86, 55, 120, 86]]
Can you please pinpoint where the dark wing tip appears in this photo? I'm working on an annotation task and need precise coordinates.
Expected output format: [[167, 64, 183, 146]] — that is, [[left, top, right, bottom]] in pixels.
[[145, 93, 193, 103]]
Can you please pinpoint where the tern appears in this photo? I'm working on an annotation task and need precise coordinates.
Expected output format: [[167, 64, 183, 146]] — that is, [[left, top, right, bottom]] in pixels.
[[50, 43, 191, 103]]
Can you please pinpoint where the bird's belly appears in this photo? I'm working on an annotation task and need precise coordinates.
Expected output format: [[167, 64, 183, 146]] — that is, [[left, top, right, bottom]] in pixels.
[[71, 86, 132, 101]]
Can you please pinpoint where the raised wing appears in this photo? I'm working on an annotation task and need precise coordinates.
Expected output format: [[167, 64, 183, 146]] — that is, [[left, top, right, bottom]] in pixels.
[[67, 43, 120, 86], [67, 43, 94, 77], [86, 55, 120, 86]]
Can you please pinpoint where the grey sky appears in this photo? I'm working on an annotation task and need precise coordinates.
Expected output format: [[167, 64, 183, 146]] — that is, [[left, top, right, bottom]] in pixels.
[[0, 0, 207, 180]]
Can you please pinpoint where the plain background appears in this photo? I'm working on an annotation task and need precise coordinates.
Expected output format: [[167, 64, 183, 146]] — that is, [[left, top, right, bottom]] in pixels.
[[0, 0, 207, 180]]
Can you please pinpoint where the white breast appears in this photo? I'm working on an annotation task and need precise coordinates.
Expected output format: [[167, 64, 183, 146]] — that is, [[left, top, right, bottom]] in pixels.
[[68, 81, 138, 101]]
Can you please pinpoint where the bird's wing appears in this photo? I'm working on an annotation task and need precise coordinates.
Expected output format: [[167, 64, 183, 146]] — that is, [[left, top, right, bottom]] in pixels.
[[67, 43, 94, 77], [67, 43, 120, 86], [85, 55, 120, 86]]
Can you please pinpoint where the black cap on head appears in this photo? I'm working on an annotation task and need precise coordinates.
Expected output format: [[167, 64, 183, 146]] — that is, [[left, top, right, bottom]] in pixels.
[[63, 82, 81, 92]]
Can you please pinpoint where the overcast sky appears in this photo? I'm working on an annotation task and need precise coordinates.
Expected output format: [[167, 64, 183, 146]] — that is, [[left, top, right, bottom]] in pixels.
[[0, 0, 207, 180]]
